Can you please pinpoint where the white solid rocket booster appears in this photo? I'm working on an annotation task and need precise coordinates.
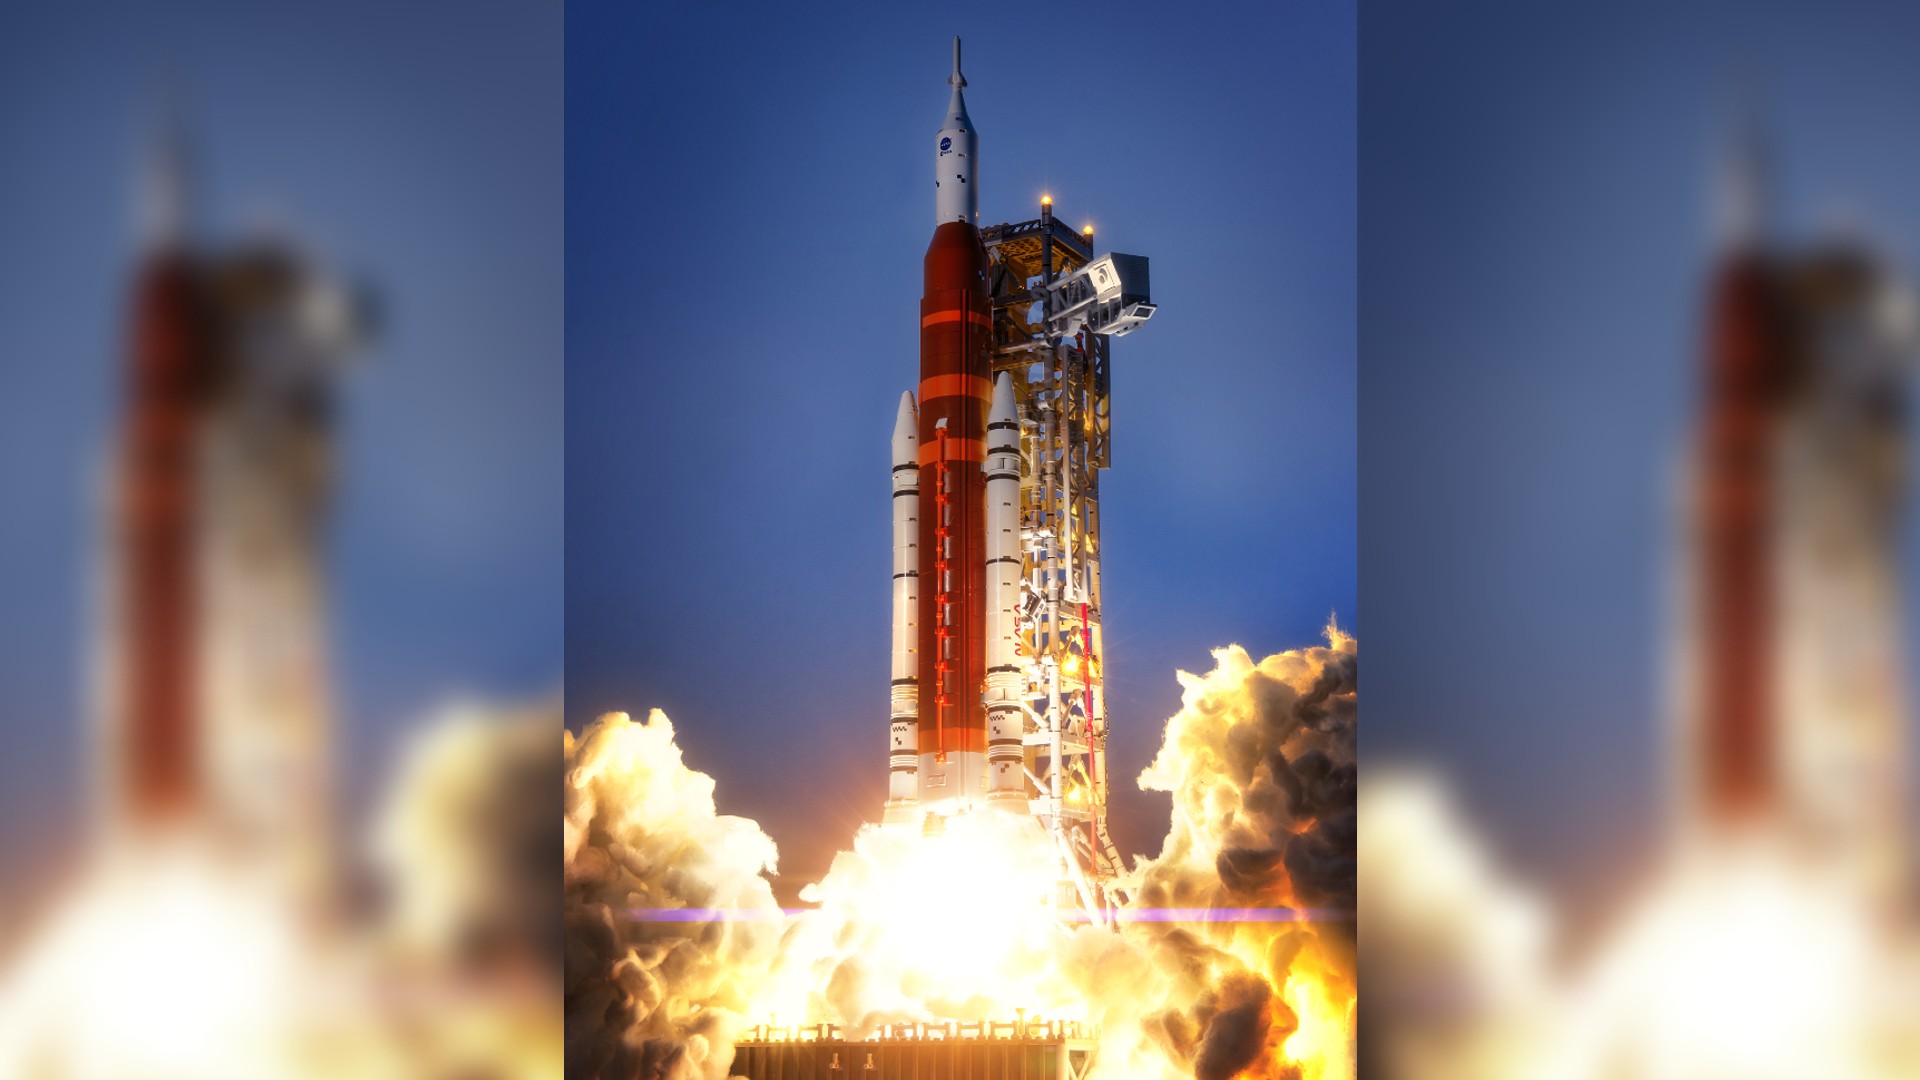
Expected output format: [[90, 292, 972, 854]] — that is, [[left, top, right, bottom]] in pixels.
[[886, 391, 921, 823], [984, 372, 1026, 806]]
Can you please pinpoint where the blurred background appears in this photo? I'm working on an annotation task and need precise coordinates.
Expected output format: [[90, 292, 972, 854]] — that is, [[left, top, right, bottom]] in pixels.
[[1362, 0, 1920, 1076], [0, 2, 560, 1075]]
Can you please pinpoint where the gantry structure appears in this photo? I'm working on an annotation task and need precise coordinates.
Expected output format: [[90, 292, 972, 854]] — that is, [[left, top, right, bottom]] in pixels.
[[982, 198, 1153, 918]]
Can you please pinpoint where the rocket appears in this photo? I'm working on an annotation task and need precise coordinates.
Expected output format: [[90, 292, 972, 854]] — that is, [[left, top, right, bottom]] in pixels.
[[887, 39, 1021, 822], [106, 111, 363, 843], [117, 115, 212, 825], [1691, 117, 1788, 829]]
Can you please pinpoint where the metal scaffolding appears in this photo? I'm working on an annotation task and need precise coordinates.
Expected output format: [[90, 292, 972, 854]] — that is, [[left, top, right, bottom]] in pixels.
[[981, 202, 1131, 918]]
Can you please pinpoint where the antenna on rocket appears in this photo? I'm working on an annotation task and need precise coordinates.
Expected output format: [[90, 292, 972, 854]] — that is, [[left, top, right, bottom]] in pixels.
[[1718, 69, 1771, 251], [141, 74, 195, 251]]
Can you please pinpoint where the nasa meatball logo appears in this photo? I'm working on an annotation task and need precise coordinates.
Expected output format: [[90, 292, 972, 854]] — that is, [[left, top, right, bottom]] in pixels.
[[939, 136, 952, 155]]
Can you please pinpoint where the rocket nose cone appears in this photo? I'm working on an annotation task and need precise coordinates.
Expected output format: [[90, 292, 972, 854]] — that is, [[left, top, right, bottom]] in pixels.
[[989, 372, 1015, 424], [945, 86, 972, 129], [893, 390, 920, 462]]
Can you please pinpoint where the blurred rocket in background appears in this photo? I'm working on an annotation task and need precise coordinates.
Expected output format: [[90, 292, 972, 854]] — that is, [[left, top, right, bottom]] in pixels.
[[1362, 98, 1920, 1080], [0, 93, 558, 1080], [0, 5, 561, 1074], [100, 106, 367, 906], [1676, 110, 1914, 906]]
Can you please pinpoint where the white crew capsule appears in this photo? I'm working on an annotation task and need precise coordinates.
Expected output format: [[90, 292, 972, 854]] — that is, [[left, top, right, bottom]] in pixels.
[[934, 36, 977, 227]]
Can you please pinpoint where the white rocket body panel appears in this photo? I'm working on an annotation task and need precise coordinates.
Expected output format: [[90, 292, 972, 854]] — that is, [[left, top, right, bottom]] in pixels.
[[886, 391, 921, 822], [934, 37, 977, 227], [984, 373, 1026, 805], [917, 750, 987, 813]]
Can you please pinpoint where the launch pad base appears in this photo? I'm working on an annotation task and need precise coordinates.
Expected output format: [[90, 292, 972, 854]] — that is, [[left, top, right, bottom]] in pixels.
[[732, 1021, 1096, 1080]]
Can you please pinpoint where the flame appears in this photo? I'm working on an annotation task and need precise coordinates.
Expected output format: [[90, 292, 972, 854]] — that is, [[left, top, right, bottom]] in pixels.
[[0, 842, 300, 1079], [757, 815, 1354, 1079], [760, 811, 1076, 1031], [1283, 974, 1346, 1073], [1552, 839, 1886, 1080]]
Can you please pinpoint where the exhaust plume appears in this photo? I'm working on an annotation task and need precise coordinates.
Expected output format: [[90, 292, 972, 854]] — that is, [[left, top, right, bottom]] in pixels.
[[564, 624, 1357, 1079]]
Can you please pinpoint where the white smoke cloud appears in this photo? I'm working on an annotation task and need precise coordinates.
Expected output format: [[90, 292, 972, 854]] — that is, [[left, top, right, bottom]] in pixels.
[[1357, 771, 1559, 1080], [1120, 627, 1358, 1080], [373, 697, 559, 971], [1357, 769, 1920, 1080]]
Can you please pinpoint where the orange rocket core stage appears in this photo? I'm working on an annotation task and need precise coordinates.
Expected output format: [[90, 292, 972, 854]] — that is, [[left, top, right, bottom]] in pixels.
[[122, 248, 212, 823], [917, 220, 992, 765], [1698, 249, 1788, 825]]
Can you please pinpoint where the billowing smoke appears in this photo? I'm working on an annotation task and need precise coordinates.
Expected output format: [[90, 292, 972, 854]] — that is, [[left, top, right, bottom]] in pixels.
[[564, 626, 1358, 1080], [1358, 768, 1920, 1080], [563, 710, 785, 1080], [1118, 625, 1358, 1079], [372, 698, 561, 973], [1139, 630, 1357, 911], [352, 697, 565, 1079], [1357, 771, 1558, 1080]]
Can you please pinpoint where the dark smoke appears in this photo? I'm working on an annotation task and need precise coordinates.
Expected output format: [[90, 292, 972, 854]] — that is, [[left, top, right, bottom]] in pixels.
[[1121, 625, 1358, 1077], [1194, 974, 1281, 1080]]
